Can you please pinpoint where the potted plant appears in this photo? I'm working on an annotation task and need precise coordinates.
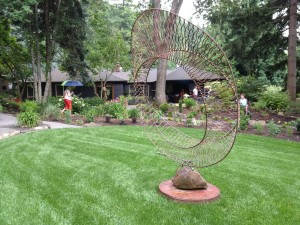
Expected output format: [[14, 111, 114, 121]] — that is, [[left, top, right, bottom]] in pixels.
[[105, 114, 112, 123], [128, 108, 139, 123]]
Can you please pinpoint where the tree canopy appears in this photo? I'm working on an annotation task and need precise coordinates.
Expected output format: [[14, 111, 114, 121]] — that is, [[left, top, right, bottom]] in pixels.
[[194, 0, 299, 96]]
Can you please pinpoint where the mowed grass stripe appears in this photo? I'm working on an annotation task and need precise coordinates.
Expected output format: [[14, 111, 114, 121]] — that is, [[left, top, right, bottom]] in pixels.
[[0, 126, 299, 225]]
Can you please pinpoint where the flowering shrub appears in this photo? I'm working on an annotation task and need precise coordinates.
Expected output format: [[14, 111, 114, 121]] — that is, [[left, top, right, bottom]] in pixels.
[[59, 96, 86, 114]]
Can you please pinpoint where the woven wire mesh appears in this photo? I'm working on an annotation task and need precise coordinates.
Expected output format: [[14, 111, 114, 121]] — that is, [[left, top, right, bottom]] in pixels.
[[131, 9, 239, 168]]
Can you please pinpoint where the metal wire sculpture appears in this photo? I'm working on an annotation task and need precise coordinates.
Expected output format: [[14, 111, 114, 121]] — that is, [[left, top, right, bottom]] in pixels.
[[131, 9, 239, 168]]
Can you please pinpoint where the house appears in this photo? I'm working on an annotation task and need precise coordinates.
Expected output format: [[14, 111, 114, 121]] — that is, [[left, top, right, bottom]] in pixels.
[[22, 67, 223, 102]]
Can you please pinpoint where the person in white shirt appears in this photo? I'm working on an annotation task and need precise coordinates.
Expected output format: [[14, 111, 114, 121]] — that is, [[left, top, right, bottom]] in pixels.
[[61, 87, 74, 114], [239, 93, 249, 115], [193, 85, 199, 100]]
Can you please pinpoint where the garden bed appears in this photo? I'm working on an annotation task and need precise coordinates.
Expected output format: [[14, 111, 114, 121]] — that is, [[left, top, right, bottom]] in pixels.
[[59, 111, 300, 142]]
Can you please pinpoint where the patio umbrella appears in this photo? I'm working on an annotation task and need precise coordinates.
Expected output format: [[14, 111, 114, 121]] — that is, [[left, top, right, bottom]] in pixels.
[[61, 80, 83, 86]]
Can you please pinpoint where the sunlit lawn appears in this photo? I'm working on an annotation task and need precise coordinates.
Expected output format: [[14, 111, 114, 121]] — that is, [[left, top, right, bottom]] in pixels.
[[0, 126, 299, 225]]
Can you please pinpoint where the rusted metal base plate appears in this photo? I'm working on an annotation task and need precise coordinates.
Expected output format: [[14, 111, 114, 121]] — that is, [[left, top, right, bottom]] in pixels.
[[158, 180, 220, 203]]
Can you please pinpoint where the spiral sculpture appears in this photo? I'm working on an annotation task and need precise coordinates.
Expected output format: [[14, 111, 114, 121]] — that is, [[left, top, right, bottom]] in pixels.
[[131, 9, 239, 168]]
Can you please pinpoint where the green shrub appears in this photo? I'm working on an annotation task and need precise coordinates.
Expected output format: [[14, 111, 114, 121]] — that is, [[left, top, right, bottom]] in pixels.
[[255, 86, 290, 111], [237, 76, 267, 102], [102, 103, 112, 116], [286, 101, 300, 115], [64, 110, 71, 124], [47, 97, 62, 106], [119, 95, 128, 107], [159, 103, 169, 113], [3, 100, 20, 112], [286, 126, 293, 137], [183, 98, 196, 109], [210, 81, 234, 107], [109, 103, 125, 118], [94, 105, 104, 117], [128, 108, 139, 118], [253, 123, 264, 134], [239, 115, 249, 130], [186, 118, 192, 127], [19, 100, 39, 112], [85, 108, 97, 122], [187, 111, 197, 118], [41, 103, 61, 120], [239, 110, 250, 130], [17, 111, 41, 128], [267, 120, 281, 136], [0, 104, 3, 112], [84, 97, 105, 107]]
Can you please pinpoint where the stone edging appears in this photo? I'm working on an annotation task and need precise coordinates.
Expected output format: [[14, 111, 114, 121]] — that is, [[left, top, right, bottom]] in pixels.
[[0, 125, 49, 140]]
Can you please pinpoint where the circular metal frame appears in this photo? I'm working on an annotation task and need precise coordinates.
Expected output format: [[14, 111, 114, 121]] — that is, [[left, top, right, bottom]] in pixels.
[[131, 9, 239, 168]]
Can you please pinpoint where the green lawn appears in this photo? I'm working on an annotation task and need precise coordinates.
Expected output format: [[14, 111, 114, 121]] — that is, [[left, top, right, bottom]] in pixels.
[[0, 126, 299, 225]]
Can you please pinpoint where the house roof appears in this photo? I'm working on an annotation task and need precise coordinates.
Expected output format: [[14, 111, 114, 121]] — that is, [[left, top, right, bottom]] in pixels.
[[41, 68, 69, 82], [41, 67, 223, 83], [167, 67, 223, 81]]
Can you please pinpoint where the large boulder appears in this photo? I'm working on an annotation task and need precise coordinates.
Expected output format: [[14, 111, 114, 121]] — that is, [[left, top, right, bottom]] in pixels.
[[172, 166, 208, 190]]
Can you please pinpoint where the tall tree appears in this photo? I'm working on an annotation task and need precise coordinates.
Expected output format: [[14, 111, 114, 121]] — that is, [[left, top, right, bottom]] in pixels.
[[0, 0, 88, 102], [85, 0, 135, 98], [287, 0, 297, 101], [0, 18, 31, 99], [154, 0, 183, 105], [194, 0, 299, 100]]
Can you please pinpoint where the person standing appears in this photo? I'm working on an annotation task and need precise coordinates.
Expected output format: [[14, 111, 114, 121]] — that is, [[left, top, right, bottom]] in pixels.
[[239, 93, 249, 115], [193, 85, 199, 100], [61, 87, 74, 114]]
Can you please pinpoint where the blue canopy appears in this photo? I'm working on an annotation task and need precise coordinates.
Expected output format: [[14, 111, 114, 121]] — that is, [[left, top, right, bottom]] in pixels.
[[61, 80, 83, 86]]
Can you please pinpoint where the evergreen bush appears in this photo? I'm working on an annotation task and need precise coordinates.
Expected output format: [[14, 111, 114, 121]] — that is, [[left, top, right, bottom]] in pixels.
[[237, 76, 267, 102], [159, 103, 169, 113]]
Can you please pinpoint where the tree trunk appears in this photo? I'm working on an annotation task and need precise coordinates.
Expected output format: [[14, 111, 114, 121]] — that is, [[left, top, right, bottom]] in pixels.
[[287, 0, 297, 101], [156, 59, 167, 104], [92, 80, 100, 97], [34, 3, 42, 103], [30, 40, 38, 101], [43, 0, 52, 102], [19, 81, 26, 100], [170, 0, 183, 14], [154, 0, 183, 105]]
